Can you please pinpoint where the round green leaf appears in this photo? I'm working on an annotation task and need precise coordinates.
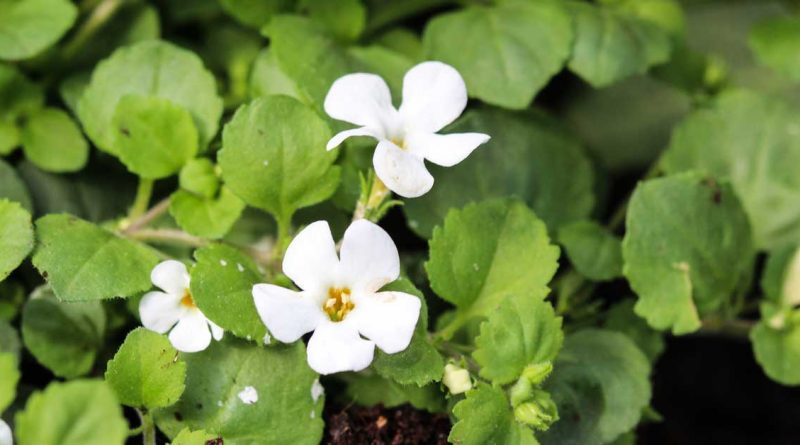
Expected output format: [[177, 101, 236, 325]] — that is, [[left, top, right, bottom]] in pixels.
[[662, 89, 800, 249], [404, 108, 595, 239], [450, 383, 537, 445], [0, 352, 18, 412], [179, 158, 219, 199], [219, 95, 339, 223], [301, 0, 366, 42], [21, 291, 106, 378], [172, 428, 220, 445], [105, 327, 186, 409], [558, 220, 623, 282], [342, 374, 445, 413], [21, 107, 89, 173], [474, 295, 563, 385], [111, 95, 199, 179], [751, 317, 800, 386], [423, 1, 572, 109], [427, 199, 560, 338], [155, 340, 324, 445], [15, 379, 128, 445], [219, 0, 290, 29], [622, 172, 755, 334], [0, 199, 33, 281], [0, 0, 77, 61], [77, 40, 223, 154], [749, 16, 800, 81], [169, 188, 245, 240], [0, 119, 19, 155], [0, 63, 44, 123], [190, 244, 266, 340], [603, 300, 665, 364], [0, 158, 33, 211], [32, 214, 160, 301]]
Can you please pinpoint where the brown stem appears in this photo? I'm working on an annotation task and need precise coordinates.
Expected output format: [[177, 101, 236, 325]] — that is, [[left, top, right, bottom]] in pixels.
[[122, 198, 171, 234]]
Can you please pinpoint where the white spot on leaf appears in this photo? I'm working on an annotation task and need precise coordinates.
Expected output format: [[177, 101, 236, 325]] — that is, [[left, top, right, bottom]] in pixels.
[[238, 386, 258, 405], [311, 379, 324, 402], [263, 332, 271, 345], [237, 263, 245, 272], [220, 259, 228, 266]]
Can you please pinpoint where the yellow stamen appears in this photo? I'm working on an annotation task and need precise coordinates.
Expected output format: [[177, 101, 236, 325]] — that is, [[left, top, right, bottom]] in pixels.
[[323, 287, 354, 322], [180, 289, 196, 309]]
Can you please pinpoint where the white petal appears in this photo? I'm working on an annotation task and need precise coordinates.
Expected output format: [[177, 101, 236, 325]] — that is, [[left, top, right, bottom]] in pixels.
[[252, 284, 324, 343], [373, 140, 434, 198], [151, 260, 190, 295], [139, 291, 183, 334], [0, 419, 11, 445], [354, 291, 421, 354], [209, 319, 224, 341], [306, 320, 374, 374], [168, 310, 213, 353], [406, 132, 490, 167], [282, 221, 339, 292], [324, 73, 398, 134], [399, 61, 468, 133], [326, 127, 379, 151], [339, 220, 400, 294]]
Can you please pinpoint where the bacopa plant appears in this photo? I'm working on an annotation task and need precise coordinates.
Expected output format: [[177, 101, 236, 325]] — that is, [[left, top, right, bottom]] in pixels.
[[1, 0, 800, 444]]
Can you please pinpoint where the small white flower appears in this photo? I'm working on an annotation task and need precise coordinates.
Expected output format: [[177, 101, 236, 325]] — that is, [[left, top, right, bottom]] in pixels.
[[324, 61, 490, 198], [0, 419, 11, 445], [252, 220, 421, 375], [139, 260, 223, 353], [443, 363, 472, 395], [237, 386, 258, 404]]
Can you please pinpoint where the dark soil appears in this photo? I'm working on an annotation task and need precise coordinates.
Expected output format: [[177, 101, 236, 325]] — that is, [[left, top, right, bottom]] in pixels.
[[323, 404, 450, 445]]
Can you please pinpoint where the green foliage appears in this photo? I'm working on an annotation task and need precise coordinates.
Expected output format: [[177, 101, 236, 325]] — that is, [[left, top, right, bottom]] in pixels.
[[105, 328, 186, 409], [0, 199, 33, 281], [172, 428, 220, 445], [474, 295, 563, 385], [219, 95, 339, 224], [32, 214, 159, 301], [603, 300, 665, 363], [0, 0, 77, 60], [156, 340, 323, 445], [558, 221, 623, 282], [301, 0, 366, 42], [751, 311, 800, 386], [179, 158, 219, 199], [15, 379, 128, 445], [749, 16, 800, 81], [169, 188, 245, 239], [423, 1, 572, 109], [21, 108, 88, 173], [450, 383, 538, 445], [0, 352, 18, 411], [21, 290, 105, 378], [219, 0, 290, 29], [622, 172, 754, 334], [0, 159, 32, 211], [343, 373, 445, 413], [427, 199, 560, 338]]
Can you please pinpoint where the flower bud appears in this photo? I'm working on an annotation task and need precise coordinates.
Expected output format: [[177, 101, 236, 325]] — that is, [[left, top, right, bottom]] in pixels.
[[513, 389, 559, 431], [443, 363, 472, 395], [522, 361, 553, 386]]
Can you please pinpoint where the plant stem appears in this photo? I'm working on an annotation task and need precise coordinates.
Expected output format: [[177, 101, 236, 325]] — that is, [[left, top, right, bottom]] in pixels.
[[129, 178, 154, 221], [123, 197, 171, 234], [128, 228, 208, 248], [353, 173, 391, 222], [696, 318, 754, 339], [136, 409, 156, 445], [61, 0, 122, 60]]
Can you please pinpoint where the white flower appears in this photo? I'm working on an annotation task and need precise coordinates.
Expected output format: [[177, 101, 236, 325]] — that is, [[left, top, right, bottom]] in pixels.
[[139, 260, 223, 353], [442, 363, 472, 395], [324, 61, 491, 198], [252, 220, 421, 375], [0, 419, 11, 445]]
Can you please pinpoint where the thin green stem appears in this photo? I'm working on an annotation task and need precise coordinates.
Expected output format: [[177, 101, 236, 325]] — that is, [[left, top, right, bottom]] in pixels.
[[136, 409, 156, 445], [128, 228, 208, 248], [129, 178, 154, 221], [122, 197, 170, 234], [61, 0, 123, 60], [353, 171, 392, 222], [696, 318, 754, 339]]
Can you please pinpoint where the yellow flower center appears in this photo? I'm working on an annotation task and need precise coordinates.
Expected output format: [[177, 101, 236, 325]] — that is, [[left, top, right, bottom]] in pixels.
[[323, 287, 354, 322], [180, 289, 196, 309]]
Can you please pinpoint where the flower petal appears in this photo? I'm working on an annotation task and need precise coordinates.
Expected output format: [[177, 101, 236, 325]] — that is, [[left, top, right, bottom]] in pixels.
[[326, 127, 380, 151], [139, 291, 183, 334], [283, 221, 339, 292], [324, 73, 398, 134], [354, 291, 421, 354], [406, 132, 490, 167], [209, 319, 224, 341], [151, 260, 190, 295], [373, 140, 434, 198], [0, 419, 11, 445], [339, 219, 400, 293], [306, 320, 374, 374], [168, 310, 213, 353], [399, 61, 468, 133], [252, 283, 324, 343]]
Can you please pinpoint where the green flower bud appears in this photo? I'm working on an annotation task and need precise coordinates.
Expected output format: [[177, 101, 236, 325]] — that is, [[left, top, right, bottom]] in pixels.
[[514, 389, 559, 431], [179, 158, 219, 199], [522, 361, 553, 386], [443, 363, 472, 395], [509, 376, 533, 407]]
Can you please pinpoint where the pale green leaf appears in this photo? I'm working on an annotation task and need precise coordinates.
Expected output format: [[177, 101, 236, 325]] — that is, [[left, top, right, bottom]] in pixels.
[[558, 220, 623, 282], [301, 0, 366, 42], [751, 314, 800, 386], [170, 188, 245, 239], [219, 0, 290, 29], [0, 0, 77, 60], [0, 199, 33, 281], [171, 428, 220, 445], [21, 107, 88, 173], [749, 16, 800, 81], [0, 159, 32, 212], [179, 158, 219, 199], [450, 383, 537, 445], [342, 373, 445, 413], [0, 352, 18, 412]]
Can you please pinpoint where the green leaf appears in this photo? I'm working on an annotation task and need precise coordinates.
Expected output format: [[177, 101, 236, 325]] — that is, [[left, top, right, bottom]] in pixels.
[[567, 1, 672, 87], [761, 245, 800, 307], [21, 107, 89, 173], [661, 90, 800, 249], [474, 295, 563, 385], [541, 329, 651, 445], [342, 373, 445, 413], [111, 95, 199, 179], [219, 95, 339, 223], [751, 312, 800, 386], [423, 1, 572, 109], [0, 119, 19, 155], [372, 279, 444, 386], [190, 244, 266, 340], [427, 199, 560, 338], [0, 319, 20, 359], [558, 221, 623, 282], [77, 40, 222, 154], [301, 0, 365, 42], [0, 159, 32, 212], [0, 199, 33, 281], [622, 172, 754, 334], [170, 188, 245, 239], [155, 340, 324, 445], [171, 428, 220, 445], [179, 158, 219, 199], [450, 383, 537, 445], [21, 289, 105, 378], [105, 327, 186, 409], [15, 379, 128, 445], [603, 300, 665, 363], [32, 214, 159, 301], [0, 352, 18, 411], [749, 16, 800, 81], [404, 108, 595, 238], [219, 0, 290, 29], [0, 280, 25, 321], [0, 0, 77, 61], [0, 63, 44, 123]]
